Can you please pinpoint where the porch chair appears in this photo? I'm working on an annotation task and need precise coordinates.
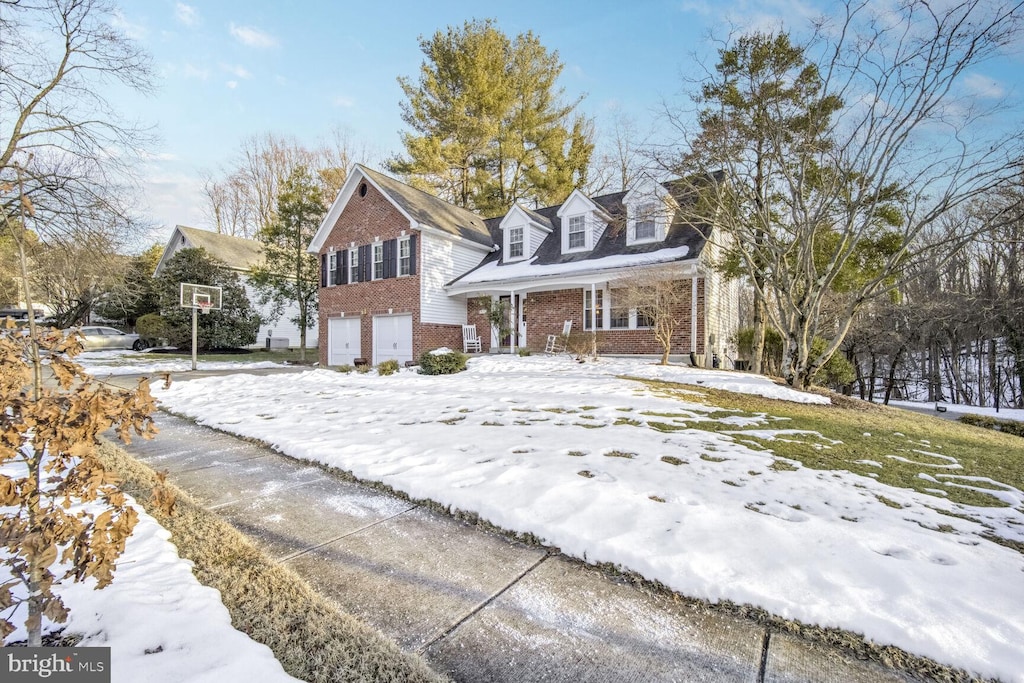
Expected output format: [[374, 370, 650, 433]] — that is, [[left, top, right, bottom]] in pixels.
[[462, 324, 482, 353], [544, 320, 573, 354]]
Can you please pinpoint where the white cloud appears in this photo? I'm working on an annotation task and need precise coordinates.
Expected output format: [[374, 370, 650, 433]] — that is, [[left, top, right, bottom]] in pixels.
[[175, 2, 199, 27], [110, 10, 148, 40], [220, 63, 252, 79], [183, 63, 209, 80], [226, 80, 239, 89], [680, 0, 712, 15], [229, 23, 278, 48], [332, 95, 354, 108], [963, 73, 1005, 99]]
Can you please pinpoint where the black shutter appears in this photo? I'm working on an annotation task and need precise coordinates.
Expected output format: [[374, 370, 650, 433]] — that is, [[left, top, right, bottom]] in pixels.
[[339, 249, 348, 285], [359, 244, 371, 282], [408, 235, 417, 275], [383, 239, 396, 278], [320, 253, 327, 287]]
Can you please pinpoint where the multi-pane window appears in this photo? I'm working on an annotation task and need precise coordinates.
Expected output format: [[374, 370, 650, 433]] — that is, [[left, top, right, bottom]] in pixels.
[[328, 252, 338, 285], [636, 309, 655, 328], [610, 305, 629, 328], [584, 289, 604, 330], [568, 215, 587, 249], [509, 226, 524, 258], [373, 243, 384, 279], [349, 249, 359, 283], [635, 203, 657, 240], [398, 237, 411, 276]]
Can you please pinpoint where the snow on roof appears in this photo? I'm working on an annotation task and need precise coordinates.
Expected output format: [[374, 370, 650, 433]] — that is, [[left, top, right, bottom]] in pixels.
[[451, 244, 692, 287]]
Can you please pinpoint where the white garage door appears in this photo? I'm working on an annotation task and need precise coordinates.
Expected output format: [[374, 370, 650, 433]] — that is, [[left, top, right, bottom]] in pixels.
[[328, 317, 361, 366], [373, 314, 413, 365]]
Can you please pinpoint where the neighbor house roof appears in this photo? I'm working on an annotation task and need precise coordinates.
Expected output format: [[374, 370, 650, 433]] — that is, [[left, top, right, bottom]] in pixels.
[[155, 225, 263, 276]]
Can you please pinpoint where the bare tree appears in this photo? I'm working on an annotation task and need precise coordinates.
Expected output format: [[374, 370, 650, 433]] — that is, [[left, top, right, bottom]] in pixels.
[[670, 1, 1024, 389], [617, 269, 691, 365]]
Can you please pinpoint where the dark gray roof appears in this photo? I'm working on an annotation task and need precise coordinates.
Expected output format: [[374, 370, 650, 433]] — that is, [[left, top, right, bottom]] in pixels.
[[455, 181, 714, 282], [359, 166, 494, 247]]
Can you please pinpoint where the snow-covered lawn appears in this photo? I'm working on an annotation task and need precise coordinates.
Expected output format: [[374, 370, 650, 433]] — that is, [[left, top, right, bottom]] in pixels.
[[888, 398, 1024, 423], [0, 468, 297, 682], [152, 355, 1024, 683], [76, 349, 283, 376]]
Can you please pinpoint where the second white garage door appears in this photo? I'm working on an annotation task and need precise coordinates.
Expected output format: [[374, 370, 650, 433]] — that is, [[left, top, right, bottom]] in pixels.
[[328, 317, 361, 366], [373, 314, 413, 365]]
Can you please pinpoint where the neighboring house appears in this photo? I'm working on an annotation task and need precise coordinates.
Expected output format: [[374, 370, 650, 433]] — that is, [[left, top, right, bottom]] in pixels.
[[155, 225, 317, 349], [307, 165, 739, 367]]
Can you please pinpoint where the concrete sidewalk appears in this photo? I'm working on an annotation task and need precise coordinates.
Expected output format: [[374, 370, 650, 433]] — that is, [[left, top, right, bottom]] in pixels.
[[118, 408, 917, 683]]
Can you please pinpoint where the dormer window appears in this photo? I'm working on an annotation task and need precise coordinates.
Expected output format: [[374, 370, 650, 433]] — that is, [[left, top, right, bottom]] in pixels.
[[567, 215, 586, 249], [624, 181, 674, 246], [635, 203, 657, 241], [509, 226, 524, 259]]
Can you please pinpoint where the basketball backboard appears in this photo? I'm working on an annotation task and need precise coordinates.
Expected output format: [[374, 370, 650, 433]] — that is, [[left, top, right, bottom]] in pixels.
[[179, 283, 223, 311]]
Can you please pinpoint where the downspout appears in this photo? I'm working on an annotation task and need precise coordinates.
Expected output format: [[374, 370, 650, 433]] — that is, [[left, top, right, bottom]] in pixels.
[[691, 276, 698, 354]]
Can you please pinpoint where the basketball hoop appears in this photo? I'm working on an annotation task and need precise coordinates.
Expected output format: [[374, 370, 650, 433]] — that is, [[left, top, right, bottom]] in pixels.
[[198, 303, 212, 315]]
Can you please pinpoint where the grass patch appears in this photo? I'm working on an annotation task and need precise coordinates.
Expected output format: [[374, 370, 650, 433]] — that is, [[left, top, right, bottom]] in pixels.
[[876, 495, 905, 509], [577, 470, 595, 478], [542, 407, 577, 414], [149, 348, 314, 364], [574, 422, 606, 429], [481, 421, 504, 426], [438, 416, 466, 425], [660, 456, 687, 466], [631, 378, 1024, 509], [567, 450, 586, 457], [604, 450, 636, 459], [613, 417, 642, 427], [700, 454, 729, 463], [648, 495, 666, 503], [579, 405, 599, 411], [95, 441, 442, 683], [647, 421, 688, 432]]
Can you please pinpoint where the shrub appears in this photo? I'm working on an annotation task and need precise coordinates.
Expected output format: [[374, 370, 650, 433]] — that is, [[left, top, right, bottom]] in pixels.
[[960, 413, 1024, 438], [377, 359, 400, 376], [418, 348, 467, 375], [335, 365, 354, 374], [355, 364, 371, 374], [810, 337, 856, 390], [517, 348, 532, 357], [135, 313, 167, 345]]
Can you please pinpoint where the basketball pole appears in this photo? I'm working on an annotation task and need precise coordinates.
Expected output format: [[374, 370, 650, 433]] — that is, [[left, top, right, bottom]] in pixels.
[[191, 304, 198, 371]]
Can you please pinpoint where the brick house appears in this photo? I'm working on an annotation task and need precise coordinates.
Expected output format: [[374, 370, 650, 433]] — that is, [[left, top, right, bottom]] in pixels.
[[307, 165, 739, 367]]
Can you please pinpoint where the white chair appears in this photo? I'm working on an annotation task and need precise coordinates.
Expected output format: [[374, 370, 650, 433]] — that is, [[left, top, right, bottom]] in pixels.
[[544, 320, 572, 354], [462, 324, 482, 353]]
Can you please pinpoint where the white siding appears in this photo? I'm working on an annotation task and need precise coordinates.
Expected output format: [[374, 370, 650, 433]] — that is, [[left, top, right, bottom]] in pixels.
[[527, 224, 547, 258], [701, 238, 739, 366], [420, 233, 484, 324], [243, 279, 318, 349]]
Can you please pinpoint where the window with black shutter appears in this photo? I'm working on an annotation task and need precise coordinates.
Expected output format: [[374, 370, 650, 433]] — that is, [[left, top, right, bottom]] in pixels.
[[339, 249, 348, 285], [349, 248, 360, 282], [383, 239, 396, 278], [359, 244, 371, 282]]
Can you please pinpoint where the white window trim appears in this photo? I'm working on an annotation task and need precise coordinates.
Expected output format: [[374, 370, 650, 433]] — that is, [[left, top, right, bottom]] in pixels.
[[328, 252, 338, 286], [506, 225, 526, 261], [626, 200, 667, 246], [349, 248, 359, 283], [563, 214, 590, 253], [372, 242, 384, 280], [398, 236, 411, 277]]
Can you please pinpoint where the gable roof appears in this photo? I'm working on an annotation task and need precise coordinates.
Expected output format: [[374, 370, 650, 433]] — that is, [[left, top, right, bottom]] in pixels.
[[155, 225, 263, 275], [308, 165, 494, 252], [448, 181, 714, 289]]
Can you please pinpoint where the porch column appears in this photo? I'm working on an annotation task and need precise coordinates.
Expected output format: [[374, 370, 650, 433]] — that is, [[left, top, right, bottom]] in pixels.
[[517, 292, 526, 350], [490, 294, 500, 352], [509, 288, 517, 354], [691, 276, 698, 353], [590, 283, 597, 332]]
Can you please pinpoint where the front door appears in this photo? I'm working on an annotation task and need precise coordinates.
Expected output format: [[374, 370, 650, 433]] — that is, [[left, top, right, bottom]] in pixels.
[[328, 317, 361, 366], [372, 314, 413, 365]]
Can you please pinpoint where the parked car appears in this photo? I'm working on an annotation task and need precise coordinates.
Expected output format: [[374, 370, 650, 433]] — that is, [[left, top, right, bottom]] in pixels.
[[73, 326, 145, 351]]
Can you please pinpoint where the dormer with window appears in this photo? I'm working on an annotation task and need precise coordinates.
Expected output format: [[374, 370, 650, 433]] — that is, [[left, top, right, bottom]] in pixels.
[[500, 204, 552, 263], [556, 190, 611, 255], [623, 181, 675, 246]]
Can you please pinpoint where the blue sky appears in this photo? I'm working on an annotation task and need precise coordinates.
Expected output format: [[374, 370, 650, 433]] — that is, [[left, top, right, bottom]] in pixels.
[[110, 0, 1023, 246]]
